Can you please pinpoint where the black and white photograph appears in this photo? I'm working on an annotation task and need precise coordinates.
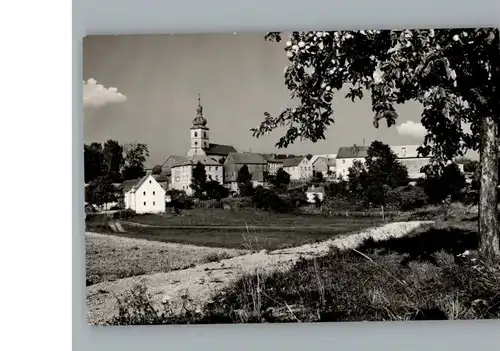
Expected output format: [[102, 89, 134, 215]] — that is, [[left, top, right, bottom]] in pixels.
[[84, 29, 500, 326]]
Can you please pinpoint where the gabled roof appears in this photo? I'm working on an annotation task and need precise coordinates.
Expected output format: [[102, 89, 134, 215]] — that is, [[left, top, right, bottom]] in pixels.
[[118, 175, 151, 193], [282, 157, 305, 167], [313, 156, 336, 166], [259, 154, 283, 163], [153, 174, 169, 183], [172, 155, 221, 168], [163, 155, 188, 165], [307, 186, 326, 194], [225, 152, 267, 165], [336, 146, 369, 159], [205, 143, 237, 156]]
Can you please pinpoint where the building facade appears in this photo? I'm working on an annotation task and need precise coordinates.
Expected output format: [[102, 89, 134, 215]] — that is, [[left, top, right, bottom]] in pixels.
[[223, 152, 268, 192], [335, 145, 369, 180], [122, 174, 166, 214], [282, 156, 313, 180], [259, 154, 283, 175], [170, 155, 224, 196]]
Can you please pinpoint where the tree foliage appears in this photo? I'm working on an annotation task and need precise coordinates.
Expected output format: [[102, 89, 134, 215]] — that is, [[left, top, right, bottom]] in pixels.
[[257, 28, 500, 258], [190, 162, 207, 198], [423, 163, 466, 203], [237, 164, 254, 196], [273, 168, 291, 191], [85, 175, 117, 208], [122, 143, 149, 180], [84, 142, 105, 183], [103, 139, 124, 183]]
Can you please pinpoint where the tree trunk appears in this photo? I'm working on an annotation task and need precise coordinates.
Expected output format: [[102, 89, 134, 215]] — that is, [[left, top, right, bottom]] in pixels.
[[478, 114, 500, 259]]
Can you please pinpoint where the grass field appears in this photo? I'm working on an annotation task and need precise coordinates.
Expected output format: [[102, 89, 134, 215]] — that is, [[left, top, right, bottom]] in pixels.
[[103, 215, 385, 251], [110, 218, 500, 324], [129, 209, 387, 227], [85, 233, 247, 286]]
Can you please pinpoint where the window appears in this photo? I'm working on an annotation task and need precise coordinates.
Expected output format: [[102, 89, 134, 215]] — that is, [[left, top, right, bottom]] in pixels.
[[143, 191, 146, 195], [153, 201, 156, 206], [215, 166, 218, 171], [153, 191, 155, 195], [149, 180, 151, 184], [194, 132, 198, 137], [143, 202, 146, 206], [204, 132, 206, 138], [194, 141, 198, 146], [342, 160, 346, 164]]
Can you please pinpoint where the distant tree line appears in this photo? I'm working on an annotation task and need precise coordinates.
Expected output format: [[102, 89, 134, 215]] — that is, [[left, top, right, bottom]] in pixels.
[[84, 140, 149, 208]]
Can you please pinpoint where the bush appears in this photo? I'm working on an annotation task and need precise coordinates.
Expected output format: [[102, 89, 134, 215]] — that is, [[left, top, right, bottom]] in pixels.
[[385, 185, 428, 211]]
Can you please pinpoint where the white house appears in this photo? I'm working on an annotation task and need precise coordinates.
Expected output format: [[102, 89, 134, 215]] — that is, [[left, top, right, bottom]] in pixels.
[[306, 185, 326, 203], [170, 155, 224, 196], [121, 174, 166, 214], [282, 156, 313, 180], [335, 145, 369, 180]]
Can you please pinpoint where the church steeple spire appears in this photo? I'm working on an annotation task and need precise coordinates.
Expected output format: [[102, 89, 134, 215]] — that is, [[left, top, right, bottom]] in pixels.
[[193, 93, 207, 127]]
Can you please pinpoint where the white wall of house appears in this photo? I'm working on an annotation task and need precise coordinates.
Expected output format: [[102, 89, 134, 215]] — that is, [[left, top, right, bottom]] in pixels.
[[171, 164, 224, 196], [306, 191, 325, 203], [124, 175, 166, 214], [284, 166, 300, 180], [336, 157, 365, 180], [298, 158, 313, 179]]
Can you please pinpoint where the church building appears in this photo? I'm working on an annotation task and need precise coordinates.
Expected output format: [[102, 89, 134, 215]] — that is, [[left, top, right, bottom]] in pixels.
[[186, 95, 237, 163]]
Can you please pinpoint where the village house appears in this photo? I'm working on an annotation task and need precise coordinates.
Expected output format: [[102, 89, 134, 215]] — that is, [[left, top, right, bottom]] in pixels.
[[259, 154, 283, 175], [282, 156, 313, 180], [170, 155, 224, 196], [335, 145, 369, 180], [119, 174, 166, 214], [306, 185, 326, 203], [390, 145, 432, 180], [312, 156, 336, 178], [223, 152, 268, 192]]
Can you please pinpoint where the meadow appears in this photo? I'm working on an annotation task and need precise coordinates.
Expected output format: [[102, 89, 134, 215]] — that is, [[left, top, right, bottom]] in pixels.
[[85, 232, 247, 286], [94, 209, 386, 251]]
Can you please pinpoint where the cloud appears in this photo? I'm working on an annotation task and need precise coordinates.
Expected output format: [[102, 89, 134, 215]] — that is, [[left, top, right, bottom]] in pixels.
[[83, 78, 127, 108], [396, 121, 427, 139]]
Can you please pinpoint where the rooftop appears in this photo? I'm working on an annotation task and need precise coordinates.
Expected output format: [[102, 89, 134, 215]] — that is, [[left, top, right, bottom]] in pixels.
[[225, 152, 267, 165]]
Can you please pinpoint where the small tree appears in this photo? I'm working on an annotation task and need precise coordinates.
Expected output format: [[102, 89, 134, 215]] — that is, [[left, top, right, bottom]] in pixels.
[[190, 162, 207, 198], [85, 175, 117, 209], [424, 162, 466, 203], [312, 171, 324, 184], [122, 143, 149, 180], [237, 164, 254, 196], [273, 168, 291, 191], [205, 180, 230, 201]]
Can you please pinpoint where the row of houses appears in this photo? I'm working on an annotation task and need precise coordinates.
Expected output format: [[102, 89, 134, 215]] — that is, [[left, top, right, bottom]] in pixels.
[[109, 97, 458, 214]]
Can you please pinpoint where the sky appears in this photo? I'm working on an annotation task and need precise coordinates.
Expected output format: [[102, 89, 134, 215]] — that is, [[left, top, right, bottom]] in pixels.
[[83, 33, 465, 167]]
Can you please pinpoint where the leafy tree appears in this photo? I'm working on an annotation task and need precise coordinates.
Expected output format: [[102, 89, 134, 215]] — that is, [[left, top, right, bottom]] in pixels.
[[190, 162, 207, 198], [273, 168, 291, 191], [463, 159, 479, 174], [84, 143, 105, 183], [347, 160, 367, 195], [237, 164, 254, 196], [312, 171, 324, 184], [424, 162, 466, 203], [122, 143, 149, 180], [255, 29, 500, 258], [103, 139, 124, 183], [205, 180, 230, 201], [152, 165, 162, 175], [85, 175, 117, 209]]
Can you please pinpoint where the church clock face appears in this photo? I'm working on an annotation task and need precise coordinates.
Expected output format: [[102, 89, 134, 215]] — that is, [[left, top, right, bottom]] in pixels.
[[175, 176, 180, 182]]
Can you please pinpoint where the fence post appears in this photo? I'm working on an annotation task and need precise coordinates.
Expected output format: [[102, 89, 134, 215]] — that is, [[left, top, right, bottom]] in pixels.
[[381, 205, 385, 221]]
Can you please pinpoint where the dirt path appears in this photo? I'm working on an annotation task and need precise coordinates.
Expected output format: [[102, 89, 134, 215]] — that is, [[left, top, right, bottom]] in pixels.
[[87, 221, 432, 325]]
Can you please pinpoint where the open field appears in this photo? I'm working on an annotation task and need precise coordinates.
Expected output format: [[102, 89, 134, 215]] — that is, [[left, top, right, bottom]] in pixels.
[[86, 232, 248, 286], [87, 221, 429, 325], [98, 216, 386, 251], [129, 209, 389, 227], [107, 219, 500, 324]]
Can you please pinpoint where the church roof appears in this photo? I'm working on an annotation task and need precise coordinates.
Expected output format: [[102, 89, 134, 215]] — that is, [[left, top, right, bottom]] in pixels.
[[192, 94, 208, 128], [205, 143, 237, 156], [172, 155, 221, 168]]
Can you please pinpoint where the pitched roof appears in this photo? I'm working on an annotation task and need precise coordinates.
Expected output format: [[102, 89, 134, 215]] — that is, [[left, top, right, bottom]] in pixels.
[[336, 146, 369, 159], [118, 175, 151, 193], [153, 174, 169, 183], [163, 155, 188, 165], [226, 152, 267, 165], [259, 154, 283, 163], [282, 157, 305, 167], [205, 143, 237, 156], [172, 155, 221, 167], [307, 186, 326, 194]]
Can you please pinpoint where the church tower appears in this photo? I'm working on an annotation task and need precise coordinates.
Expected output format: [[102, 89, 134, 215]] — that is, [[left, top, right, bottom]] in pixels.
[[187, 94, 210, 157]]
